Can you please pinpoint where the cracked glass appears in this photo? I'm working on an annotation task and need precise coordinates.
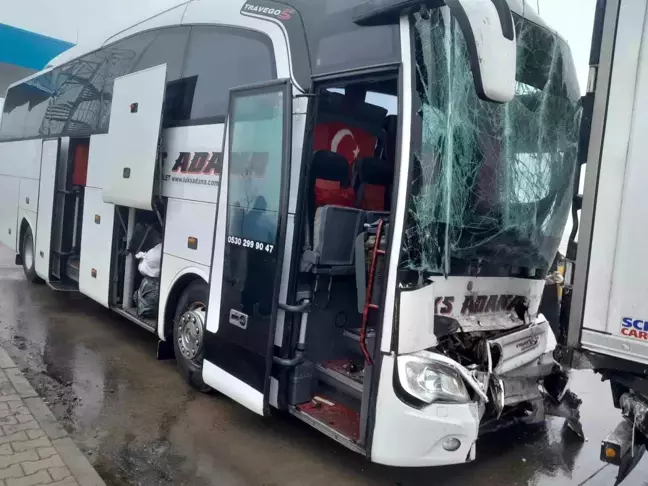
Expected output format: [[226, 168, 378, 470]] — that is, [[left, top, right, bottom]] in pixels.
[[402, 10, 581, 277]]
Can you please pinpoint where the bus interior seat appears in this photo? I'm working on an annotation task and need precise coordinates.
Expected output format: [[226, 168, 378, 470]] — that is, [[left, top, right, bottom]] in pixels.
[[313, 91, 388, 209], [72, 143, 89, 187], [311, 205, 365, 276], [311, 150, 353, 211], [380, 114, 398, 163], [352, 157, 394, 211], [302, 150, 363, 279]]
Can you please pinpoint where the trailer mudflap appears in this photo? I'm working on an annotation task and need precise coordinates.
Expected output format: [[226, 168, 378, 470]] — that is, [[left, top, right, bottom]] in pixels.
[[601, 417, 646, 485]]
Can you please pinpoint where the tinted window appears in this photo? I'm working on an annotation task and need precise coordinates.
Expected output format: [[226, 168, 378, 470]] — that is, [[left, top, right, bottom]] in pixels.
[[286, 0, 399, 75], [228, 88, 286, 245], [182, 27, 275, 123], [102, 27, 189, 130], [40, 47, 113, 137], [313, 24, 397, 74], [132, 28, 187, 79], [1, 73, 55, 139], [1, 27, 190, 141]]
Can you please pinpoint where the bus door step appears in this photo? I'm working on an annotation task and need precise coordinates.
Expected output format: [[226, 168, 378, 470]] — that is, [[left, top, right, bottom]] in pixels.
[[290, 396, 363, 453], [46, 281, 79, 292], [316, 360, 363, 400], [66, 258, 80, 283]]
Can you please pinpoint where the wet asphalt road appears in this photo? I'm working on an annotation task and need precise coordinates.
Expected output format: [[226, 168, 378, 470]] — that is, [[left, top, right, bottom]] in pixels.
[[0, 246, 647, 486]]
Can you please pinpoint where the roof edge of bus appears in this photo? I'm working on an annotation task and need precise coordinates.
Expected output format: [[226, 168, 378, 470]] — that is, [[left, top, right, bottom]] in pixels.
[[43, 0, 195, 71]]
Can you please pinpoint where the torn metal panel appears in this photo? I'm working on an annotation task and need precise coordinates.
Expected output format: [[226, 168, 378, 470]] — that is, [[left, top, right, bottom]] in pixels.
[[488, 320, 553, 374], [398, 280, 437, 354], [454, 312, 526, 333], [499, 377, 542, 406]]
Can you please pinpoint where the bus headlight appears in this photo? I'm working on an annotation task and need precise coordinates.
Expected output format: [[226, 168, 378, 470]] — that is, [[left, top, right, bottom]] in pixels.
[[397, 353, 470, 404]]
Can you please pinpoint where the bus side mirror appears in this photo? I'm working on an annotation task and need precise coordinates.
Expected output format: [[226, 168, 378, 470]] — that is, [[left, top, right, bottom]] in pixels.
[[445, 0, 517, 103], [353, 0, 516, 102]]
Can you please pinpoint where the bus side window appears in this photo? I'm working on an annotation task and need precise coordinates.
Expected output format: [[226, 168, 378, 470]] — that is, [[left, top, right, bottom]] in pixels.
[[180, 26, 277, 124], [131, 27, 188, 80], [107, 28, 190, 129]]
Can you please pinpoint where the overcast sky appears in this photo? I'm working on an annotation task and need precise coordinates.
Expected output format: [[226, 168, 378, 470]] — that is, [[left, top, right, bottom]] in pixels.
[[534, 0, 597, 92], [5, 0, 597, 90]]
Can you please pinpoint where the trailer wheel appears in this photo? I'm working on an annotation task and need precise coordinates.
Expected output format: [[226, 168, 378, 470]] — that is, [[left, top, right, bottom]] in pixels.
[[21, 226, 41, 284], [173, 280, 211, 393]]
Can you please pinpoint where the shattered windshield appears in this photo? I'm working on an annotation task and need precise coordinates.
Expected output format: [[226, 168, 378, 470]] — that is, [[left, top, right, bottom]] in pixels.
[[402, 10, 581, 277]]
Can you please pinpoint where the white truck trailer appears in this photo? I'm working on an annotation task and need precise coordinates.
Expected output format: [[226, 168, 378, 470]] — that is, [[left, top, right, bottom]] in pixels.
[[564, 0, 648, 482]]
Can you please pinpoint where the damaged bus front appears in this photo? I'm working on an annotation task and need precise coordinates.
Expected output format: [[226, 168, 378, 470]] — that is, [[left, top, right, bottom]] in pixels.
[[367, 0, 583, 466]]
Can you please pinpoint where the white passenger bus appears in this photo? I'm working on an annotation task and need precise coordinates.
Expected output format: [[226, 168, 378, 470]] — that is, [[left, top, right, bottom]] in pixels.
[[0, 0, 583, 467]]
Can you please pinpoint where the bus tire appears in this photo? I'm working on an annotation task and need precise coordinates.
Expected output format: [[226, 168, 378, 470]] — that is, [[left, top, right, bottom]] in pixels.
[[21, 226, 41, 284], [173, 280, 211, 393]]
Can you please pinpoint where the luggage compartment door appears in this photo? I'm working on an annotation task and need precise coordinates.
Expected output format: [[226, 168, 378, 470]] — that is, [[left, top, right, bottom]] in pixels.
[[102, 64, 166, 210], [34, 139, 62, 281], [79, 187, 115, 307]]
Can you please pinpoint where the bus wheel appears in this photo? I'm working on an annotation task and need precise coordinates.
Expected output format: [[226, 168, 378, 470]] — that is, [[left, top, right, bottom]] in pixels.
[[21, 226, 41, 284], [173, 281, 211, 393]]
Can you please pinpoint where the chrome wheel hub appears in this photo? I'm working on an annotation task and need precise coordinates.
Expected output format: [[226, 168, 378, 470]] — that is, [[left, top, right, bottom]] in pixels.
[[177, 305, 205, 361]]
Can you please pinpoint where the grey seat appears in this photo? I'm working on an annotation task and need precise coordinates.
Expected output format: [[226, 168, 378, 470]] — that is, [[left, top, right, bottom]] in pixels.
[[303, 205, 365, 276]]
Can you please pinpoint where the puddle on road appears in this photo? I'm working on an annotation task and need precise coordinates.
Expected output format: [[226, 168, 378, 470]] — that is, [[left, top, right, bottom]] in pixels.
[[0, 250, 639, 486]]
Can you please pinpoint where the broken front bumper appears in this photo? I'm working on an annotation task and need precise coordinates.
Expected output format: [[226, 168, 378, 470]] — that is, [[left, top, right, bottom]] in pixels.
[[370, 321, 583, 467]]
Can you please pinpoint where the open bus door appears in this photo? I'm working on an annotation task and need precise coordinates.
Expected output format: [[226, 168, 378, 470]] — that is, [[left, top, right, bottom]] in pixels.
[[203, 80, 293, 415]]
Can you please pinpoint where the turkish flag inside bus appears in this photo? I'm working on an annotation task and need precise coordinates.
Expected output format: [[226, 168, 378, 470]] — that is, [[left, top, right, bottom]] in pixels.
[[313, 122, 384, 210]]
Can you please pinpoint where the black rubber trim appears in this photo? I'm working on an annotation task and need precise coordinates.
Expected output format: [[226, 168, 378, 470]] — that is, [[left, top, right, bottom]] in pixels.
[[240, 0, 312, 91], [490, 0, 515, 41], [589, 0, 609, 65], [445, 0, 487, 102], [260, 79, 294, 413], [352, 0, 440, 27], [204, 331, 267, 392], [365, 62, 405, 457]]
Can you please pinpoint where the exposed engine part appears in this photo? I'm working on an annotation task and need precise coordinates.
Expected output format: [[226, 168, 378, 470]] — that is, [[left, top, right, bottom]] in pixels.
[[435, 320, 584, 440]]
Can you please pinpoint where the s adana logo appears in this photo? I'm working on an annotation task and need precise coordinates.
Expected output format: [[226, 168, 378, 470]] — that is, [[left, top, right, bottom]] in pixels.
[[163, 151, 269, 178], [169, 152, 221, 175]]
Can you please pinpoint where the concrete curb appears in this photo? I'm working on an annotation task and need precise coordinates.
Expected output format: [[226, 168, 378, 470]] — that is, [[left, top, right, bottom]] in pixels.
[[0, 347, 106, 486]]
